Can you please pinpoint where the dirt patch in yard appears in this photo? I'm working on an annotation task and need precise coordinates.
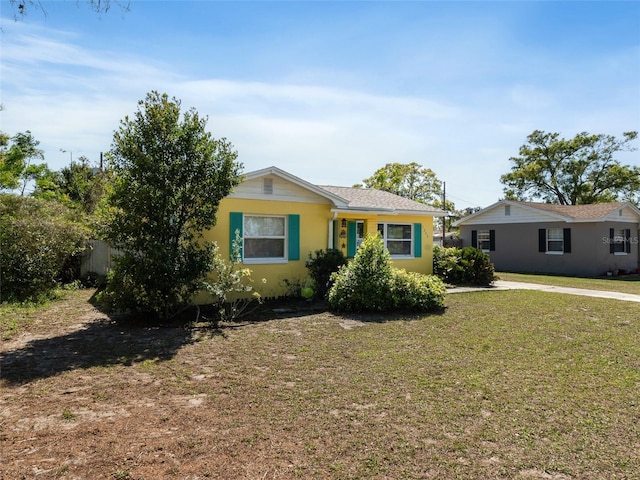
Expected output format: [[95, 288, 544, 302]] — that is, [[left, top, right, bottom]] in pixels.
[[2, 289, 639, 479]]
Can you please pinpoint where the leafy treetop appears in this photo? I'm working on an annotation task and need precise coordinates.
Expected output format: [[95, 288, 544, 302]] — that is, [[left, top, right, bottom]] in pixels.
[[501, 130, 639, 205]]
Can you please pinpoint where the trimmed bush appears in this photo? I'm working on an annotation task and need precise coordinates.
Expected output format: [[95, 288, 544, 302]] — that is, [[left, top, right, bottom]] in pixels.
[[0, 195, 90, 302], [328, 234, 446, 313], [433, 245, 496, 286], [391, 269, 446, 311], [305, 248, 348, 299]]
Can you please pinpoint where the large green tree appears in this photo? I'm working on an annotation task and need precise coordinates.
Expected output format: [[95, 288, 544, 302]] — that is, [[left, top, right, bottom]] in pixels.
[[358, 162, 444, 205], [358, 162, 455, 230], [501, 130, 639, 205], [0, 131, 45, 194], [33, 157, 111, 214], [102, 91, 242, 320]]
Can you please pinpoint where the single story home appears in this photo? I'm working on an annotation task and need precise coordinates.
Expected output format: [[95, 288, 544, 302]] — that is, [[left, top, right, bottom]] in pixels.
[[201, 166, 445, 298], [454, 200, 640, 277]]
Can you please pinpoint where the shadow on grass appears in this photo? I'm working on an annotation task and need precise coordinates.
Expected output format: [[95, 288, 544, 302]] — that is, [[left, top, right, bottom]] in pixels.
[[1, 294, 446, 385], [0, 295, 225, 385]]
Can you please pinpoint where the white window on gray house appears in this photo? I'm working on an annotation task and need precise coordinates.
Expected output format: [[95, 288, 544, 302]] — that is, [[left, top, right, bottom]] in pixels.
[[477, 230, 491, 252], [613, 229, 626, 253], [610, 228, 631, 255], [539, 228, 571, 254], [243, 215, 286, 261], [546, 228, 564, 253], [377, 223, 413, 256]]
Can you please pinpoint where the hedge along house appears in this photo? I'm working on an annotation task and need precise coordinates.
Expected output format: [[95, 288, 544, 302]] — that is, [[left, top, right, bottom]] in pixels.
[[201, 166, 446, 298], [454, 200, 640, 277]]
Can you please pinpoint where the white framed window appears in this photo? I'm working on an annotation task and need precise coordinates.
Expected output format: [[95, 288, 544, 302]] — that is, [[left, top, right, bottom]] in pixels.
[[477, 229, 491, 252], [546, 228, 564, 254], [613, 228, 626, 255], [243, 215, 286, 263], [377, 223, 413, 257]]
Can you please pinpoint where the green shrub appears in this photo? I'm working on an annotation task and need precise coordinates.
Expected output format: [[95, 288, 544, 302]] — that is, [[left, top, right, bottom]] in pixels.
[[0, 195, 90, 302], [391, 269, 446, 311], [305, 248, 348, 299], [328, 235, 446, 313], [328, 235, 394, 312], [433, 245, 495, 286]]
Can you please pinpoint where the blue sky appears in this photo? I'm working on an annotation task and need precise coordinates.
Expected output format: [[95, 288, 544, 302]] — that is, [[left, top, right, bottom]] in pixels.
[[1, 1, 638, 208]]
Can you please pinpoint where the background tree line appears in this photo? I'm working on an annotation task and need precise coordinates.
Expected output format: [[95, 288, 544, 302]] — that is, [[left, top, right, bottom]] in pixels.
[[1, 93, 637, 312]]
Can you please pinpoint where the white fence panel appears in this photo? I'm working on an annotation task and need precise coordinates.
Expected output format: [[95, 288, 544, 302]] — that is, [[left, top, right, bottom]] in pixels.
[[80, 240, 121, 277]]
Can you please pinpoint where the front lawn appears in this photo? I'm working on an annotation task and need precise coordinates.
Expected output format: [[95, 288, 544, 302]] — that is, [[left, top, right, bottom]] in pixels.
[[1, 289, 639, 479], [497, 271, 640, 295]]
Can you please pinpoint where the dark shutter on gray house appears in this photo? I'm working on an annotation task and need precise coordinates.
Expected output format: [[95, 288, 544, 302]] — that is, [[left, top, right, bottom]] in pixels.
[[471, 230, 477, 249], [489, 230, 496, 251], [538, 229, 546, 252], [626, 229, 632, 254], [563, 228, 571, 253], [609, 228, 615, 254]]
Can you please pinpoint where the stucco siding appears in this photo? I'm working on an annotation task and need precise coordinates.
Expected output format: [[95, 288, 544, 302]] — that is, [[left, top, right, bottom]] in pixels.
[[460, 222, 639, 276], [201, 199, 435, 300], [203, 197, 333, 299]]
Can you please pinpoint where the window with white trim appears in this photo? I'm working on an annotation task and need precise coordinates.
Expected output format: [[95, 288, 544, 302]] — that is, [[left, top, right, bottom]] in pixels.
[[613, 228, 626, 254], [243, 215, 286, 261], [477, 229, 491, 252], [546, 228, 564, 253], [377, 223, 413, 257]]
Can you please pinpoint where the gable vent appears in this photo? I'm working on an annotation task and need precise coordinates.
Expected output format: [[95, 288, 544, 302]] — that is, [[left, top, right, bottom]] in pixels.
[[505, 205, 511, 216], [263, 178, 273, 194]]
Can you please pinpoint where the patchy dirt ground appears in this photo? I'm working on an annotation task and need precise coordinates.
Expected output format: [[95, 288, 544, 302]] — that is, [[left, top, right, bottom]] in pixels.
[[0, 291, 358, 480], [2, 289, 638, 480]]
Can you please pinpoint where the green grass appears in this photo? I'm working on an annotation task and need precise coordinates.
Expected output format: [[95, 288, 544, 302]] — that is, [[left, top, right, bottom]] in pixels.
[[0, 301, 38, 340], [3, 288, 639, 479], [0, 288, 88, 340], [178, 290, 639, 478], [497, 271, 640, 295]]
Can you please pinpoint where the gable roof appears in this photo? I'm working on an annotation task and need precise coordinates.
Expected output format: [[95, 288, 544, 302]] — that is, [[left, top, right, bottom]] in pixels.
[[240, 166, 445, 217], [455, 199, 640, 225]]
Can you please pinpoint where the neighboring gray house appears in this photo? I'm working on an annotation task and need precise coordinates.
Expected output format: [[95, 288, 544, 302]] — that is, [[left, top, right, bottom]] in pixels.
[[454, 200, 640, 277]]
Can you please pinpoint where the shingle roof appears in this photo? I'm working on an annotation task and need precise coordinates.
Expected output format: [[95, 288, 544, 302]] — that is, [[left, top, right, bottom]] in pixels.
[[516, 201, 627, 220], [318, 185, 444, 214]]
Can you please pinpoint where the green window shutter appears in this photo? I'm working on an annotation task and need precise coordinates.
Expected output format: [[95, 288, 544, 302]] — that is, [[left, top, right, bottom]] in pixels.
[[471, 230, 478, 249], [229, 212, 243, 260], [563, 228, 571, 253], [489, 230, 496, 251], [625, 229, 631, 254], [288, 214, 300, 261], [414, 223, 422, 257], [347, 221, 357, 258]]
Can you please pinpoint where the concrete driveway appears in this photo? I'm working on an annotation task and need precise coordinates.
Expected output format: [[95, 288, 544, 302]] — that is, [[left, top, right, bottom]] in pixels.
[[447, 280, 640, 303]]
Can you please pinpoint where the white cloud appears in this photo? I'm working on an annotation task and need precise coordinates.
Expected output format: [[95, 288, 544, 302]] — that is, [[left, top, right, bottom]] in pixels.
[[1, 7, 638, 210]]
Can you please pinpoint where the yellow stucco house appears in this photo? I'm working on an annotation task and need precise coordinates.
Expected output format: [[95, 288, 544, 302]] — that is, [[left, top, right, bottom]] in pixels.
[[203, 166, 445, 298]]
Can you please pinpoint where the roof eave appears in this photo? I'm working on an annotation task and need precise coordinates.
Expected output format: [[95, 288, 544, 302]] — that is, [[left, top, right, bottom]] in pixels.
[[331, 207, 444, 217]]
